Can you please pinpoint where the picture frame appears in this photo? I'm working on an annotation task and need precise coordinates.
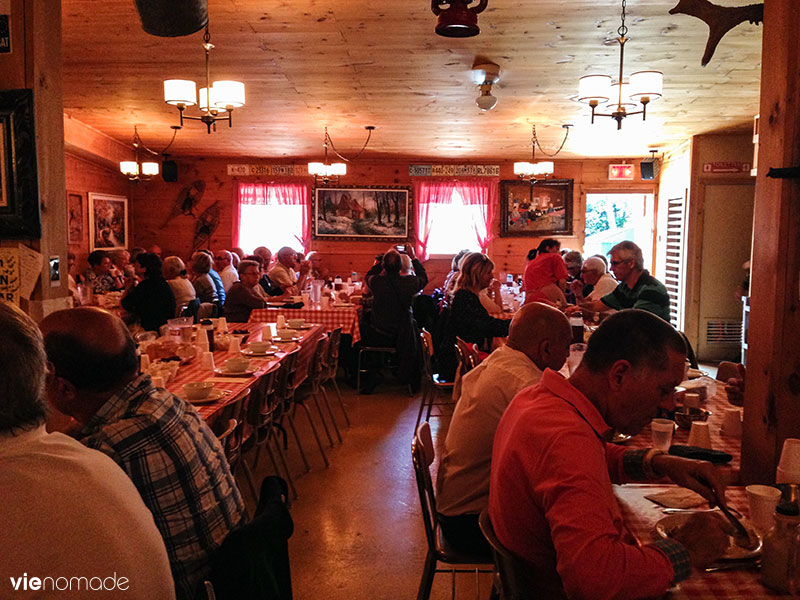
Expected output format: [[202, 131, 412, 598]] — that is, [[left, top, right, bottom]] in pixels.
[[313, 185, 411, 240], [67, 190, 84, 244], [0, 89, 41, 238], [88, 193, 128, 251], [499, 178, 574, 237]]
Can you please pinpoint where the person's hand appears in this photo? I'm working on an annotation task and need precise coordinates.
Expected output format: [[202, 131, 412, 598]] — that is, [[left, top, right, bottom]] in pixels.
[[298, 260, 311, 275], [669, 512, 730, 569], [490, 279, 501, 292], [569, 279, 584, 297], [404, 243, 416, 260], [724, 364, 746, 407], [651, 454, 726, 505]]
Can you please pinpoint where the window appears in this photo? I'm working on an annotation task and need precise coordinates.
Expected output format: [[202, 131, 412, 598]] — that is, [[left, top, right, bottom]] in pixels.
[[425, 189, 484, 255], [235, 183, 309, 254], [584, 192, 654, 269]]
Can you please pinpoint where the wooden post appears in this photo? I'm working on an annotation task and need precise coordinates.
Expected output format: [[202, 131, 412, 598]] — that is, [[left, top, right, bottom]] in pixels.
[[741, 0, 800, 483]]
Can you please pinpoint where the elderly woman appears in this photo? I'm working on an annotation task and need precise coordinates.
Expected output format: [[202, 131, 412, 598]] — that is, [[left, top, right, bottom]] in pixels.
[[190, 251, 219, 304], [163, 256, 196, 307], [121, 253, 176, 332], [438, 252, 511, 381]]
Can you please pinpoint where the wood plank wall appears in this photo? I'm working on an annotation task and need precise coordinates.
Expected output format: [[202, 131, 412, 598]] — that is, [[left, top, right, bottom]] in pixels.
[[119, 156, 653, 291]]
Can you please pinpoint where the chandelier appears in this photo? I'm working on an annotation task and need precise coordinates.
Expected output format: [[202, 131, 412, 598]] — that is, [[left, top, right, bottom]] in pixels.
[[577, 0, 663, 130], [163, 27, 245, 134], [513, 124, 571, 182], [308, 126, 375, 186], [119, 126, 179, 182]]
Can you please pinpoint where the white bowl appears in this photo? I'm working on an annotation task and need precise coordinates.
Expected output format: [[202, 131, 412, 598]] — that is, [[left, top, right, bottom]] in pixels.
[[248, 341, 273, 353], [288, 318, 305, 328], [182, 382, 214, 400], [225, 357, 251, 373]]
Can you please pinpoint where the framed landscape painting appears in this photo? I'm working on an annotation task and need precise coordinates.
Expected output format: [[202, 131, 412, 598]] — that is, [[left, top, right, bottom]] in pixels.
[[89, 193, 128, 251], [313, 186, 410, 240], [499, 178, 574, 237]]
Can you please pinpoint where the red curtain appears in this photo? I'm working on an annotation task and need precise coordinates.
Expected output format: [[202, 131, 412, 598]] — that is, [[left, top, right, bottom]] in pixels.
[[235, 182, 311, 251], [413, 179, 457, 261], [458, 178, 498, 253]]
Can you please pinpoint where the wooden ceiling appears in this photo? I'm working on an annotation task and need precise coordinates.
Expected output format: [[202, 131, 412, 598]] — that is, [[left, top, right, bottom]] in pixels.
[[61, 1, 763, 161]]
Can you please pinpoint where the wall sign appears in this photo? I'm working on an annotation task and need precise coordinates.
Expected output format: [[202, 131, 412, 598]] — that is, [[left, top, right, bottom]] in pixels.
[[608, 164, 635, 181], [702, 161, 752, 174], [227, 164, 308, 176], [409, 164, 500, 177], [0, 0, 10, 55]]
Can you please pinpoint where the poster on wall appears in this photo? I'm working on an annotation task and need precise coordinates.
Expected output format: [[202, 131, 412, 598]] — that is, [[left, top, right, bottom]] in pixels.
[[88, 193, 128, 251], [67, 190, 83, 243], [313, 186, 410, 240]]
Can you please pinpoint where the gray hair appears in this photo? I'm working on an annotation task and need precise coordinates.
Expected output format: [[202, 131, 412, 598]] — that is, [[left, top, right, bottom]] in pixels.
[[162, 256, 186, 279], [0, 301, 47, 432], [191, 251, 212, 274], [582, 256, 607, 274], [237, 259, 260, 276], [609, 240, 644, 270]]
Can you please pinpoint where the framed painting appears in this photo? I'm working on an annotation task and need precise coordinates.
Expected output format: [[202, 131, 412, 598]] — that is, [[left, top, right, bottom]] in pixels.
[[0, 89, 41, 238], [313, 185, 410, 240], [67, 191, 84, 244], [88, 193, 128, 251], [499, 178, 574, 237]]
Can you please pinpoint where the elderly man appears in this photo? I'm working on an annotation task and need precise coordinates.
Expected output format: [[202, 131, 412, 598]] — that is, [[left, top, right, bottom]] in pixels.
[[577, 240, 671, 321], [570, 255, 618, 304], [0, 301, 175, 599], [268, 246, 310, 295], [436, 303, 571, 553], [225, 259, 268, 322], [41, 308, 246, 600], [213, 249, 239, 292], [489, 310, 729, 599]]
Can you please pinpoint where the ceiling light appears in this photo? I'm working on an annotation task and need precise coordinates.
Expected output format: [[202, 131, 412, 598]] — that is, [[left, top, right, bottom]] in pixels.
[[577, 0, 662, 130], [163, 27, 245, 134], [308, 126, 375, 186], [119, 126, 161, 182], [431, 0, 488, 37], [513, 124, 571, 182], [473, 62, 500, 111]]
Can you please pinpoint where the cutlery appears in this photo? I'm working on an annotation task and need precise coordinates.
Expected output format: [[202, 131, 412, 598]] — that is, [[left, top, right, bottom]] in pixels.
[[662, 506, 744, 518], [717, 501, 759, 550], [704, 560, 760, 573]]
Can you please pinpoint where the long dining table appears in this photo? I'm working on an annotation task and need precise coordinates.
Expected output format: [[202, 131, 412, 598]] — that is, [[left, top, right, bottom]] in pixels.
[[249, 305, 361, 342]]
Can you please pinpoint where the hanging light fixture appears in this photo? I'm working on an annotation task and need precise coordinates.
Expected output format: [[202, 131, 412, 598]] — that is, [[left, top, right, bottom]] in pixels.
[[514, 124, 571, 182], [308, 126, 375, 186], [431, 0, 488, 38], [120, 126, 161, 181], [473, 62, 500, 111], [577, 0, 663, 130], [163, 26, 245, 134]]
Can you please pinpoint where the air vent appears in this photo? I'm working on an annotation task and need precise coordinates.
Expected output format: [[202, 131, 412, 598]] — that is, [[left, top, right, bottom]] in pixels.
[[705, 319, 743, 345]]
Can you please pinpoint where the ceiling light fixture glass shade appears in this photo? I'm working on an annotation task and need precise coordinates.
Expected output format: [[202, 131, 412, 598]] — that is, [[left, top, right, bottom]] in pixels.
[[605, 82, 637, 110], [514, 124, 570, 187], [578, 74, 611, 104], [308, 162, 347, 177], [473, 62, 501, 111], [141, 161, 160, 177], [476, 88, 498, 111], [120, 161, 139, 177], [308, 126, 375, 185], [629, 70, 663, 101], [163, 27, 245, 133], [119, 126, 168, 182]]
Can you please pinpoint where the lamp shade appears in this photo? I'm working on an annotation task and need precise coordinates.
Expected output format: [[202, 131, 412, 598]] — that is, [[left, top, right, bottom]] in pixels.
[[475, 91, 497, 111], [199, 87, 227, 113], [213, 80, 245, 109], [307, 162, 325, 176], [533, 161, 554, 176], [629, 71, 663, 101], [164, 79, 197, 106], [141, 161, 160, 177], [308, 162, 346, 177], [514, 161, 535, 176], [120, 161, 139, 177], [329, 163, 347, 176], [578, 75, 611, 104], [606, 82, 637, 110]]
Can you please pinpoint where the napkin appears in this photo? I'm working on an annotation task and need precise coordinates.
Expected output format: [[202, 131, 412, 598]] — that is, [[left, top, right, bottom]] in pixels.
[[645, 488, 708, 509]]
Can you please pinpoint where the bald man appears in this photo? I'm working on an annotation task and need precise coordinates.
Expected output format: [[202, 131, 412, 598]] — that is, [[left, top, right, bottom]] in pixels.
[[435, 302, 571, 554], [40, 307, 245, 600]]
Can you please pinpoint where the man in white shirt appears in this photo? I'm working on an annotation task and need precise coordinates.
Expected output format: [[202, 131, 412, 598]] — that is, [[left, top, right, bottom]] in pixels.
[[213, 249, 239, 292], [0, 300, 175, 600], [570, 255, 618, 303], [436, 302, 572, 553], [268, 246, 310, 295]]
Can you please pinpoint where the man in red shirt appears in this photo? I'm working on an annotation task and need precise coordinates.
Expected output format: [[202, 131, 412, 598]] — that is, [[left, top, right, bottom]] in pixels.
[[489, 309, 729, 599]]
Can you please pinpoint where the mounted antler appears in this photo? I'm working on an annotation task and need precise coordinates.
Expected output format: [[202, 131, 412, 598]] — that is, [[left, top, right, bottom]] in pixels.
[[669, 0, 763, 66]]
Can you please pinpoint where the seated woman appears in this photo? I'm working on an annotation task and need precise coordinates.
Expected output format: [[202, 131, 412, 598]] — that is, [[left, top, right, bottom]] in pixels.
[[163, 256, 196, 309], [224, 260, 267, 322], [442, 249, 471, 306], [121, 253, 176, 332], [438, 252, 511, 382], [523, 238, 568, 307], [190, 251, 220, 304]]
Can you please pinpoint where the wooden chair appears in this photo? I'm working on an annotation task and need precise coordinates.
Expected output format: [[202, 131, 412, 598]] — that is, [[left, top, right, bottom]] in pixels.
[[478, 510, 535, 600], [455, 336, 482, 375], [416, 328, 455, 428], [412, 422, 493, 600], [716, 361, 742, 383]]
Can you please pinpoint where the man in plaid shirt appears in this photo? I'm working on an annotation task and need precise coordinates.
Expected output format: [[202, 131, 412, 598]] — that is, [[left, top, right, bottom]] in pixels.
[[41, 307, 246, 600]]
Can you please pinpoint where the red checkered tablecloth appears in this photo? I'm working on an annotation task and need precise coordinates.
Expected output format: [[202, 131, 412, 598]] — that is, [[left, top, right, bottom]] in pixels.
[[166, 322, 324, 424], [616, 485, 780, 598], [249, 306, 361, 342]]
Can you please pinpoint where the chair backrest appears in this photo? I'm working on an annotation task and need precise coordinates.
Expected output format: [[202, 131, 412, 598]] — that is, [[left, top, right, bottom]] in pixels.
[[716, 361, 742, 383], [411, 422, 439, 553], [245, 362, 281, 431], [274, 348, 301, 407], [478, 509, 536, 600], [198, 302, 219, 320], [419, 329, 435, 382], [307, 334, 329, 391], [213, 391, 248, 471], [455, 336, 480, 374], [322, 327, 343, 381]]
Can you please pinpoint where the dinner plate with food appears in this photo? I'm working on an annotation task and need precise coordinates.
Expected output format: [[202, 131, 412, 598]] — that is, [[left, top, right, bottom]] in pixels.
[[655, 513, 762, 560]]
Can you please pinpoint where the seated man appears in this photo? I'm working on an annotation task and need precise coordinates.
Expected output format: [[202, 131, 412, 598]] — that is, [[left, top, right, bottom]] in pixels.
[[41, 308, 246, 600], [577, 241, 671, 321], [224, 259, 267, 322], [489, 309, 729, 599], [0, 301, 174, 599], [436, 303, 571, 553], [213, 249, 239, 292], [569, 255, 618, 305], [268, 246, 310, 295]]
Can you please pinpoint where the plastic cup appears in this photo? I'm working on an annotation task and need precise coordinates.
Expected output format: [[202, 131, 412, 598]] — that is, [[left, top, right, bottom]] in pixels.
[[651, 418, 675, 451], [179, 326, 194, 343], [683, 392, 702, 409], [301, 293, 310, 306], [276, 314, 286, 329], [687, 421, 712, 449], [746, 484, 782, 534], [200, 351, 215, 371], [216, 317, 228, 332], [778, 439, 800, 473], [139, 353, 151, 373], [721, 407, 743, 437]]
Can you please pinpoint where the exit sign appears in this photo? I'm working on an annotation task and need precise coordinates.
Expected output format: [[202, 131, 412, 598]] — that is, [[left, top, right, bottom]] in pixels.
[[608, 164, 634, 180]]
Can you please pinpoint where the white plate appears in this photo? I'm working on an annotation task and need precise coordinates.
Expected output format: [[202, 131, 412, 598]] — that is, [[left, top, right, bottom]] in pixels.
[[272, 336, 300, 343], [241, 347, 278, 357], [654, 513, 761, 560], [213, 367, 258, 377], [182, 388, 230, 404]]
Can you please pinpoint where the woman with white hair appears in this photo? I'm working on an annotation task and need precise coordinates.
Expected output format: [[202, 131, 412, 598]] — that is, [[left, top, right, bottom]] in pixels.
[[163, 256, 196, 307]]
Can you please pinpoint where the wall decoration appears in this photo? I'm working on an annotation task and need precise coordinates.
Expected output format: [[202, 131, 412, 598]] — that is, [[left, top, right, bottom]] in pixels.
[[67, 191, 84, 243], [192, 201, 221, 251], [0, 89, 41, 238], [408, 164, 499, 176], [162, 179, 205, 227], [313, 186, 410, 240], [499, 179, 574, 237], [88, 193, 128, 251], [227, 164, 308, 176]]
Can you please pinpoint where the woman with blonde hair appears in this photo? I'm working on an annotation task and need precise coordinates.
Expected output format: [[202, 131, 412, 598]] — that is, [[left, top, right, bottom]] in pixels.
[[438, 252, 510, 381], [163, 256, 196, 307]]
